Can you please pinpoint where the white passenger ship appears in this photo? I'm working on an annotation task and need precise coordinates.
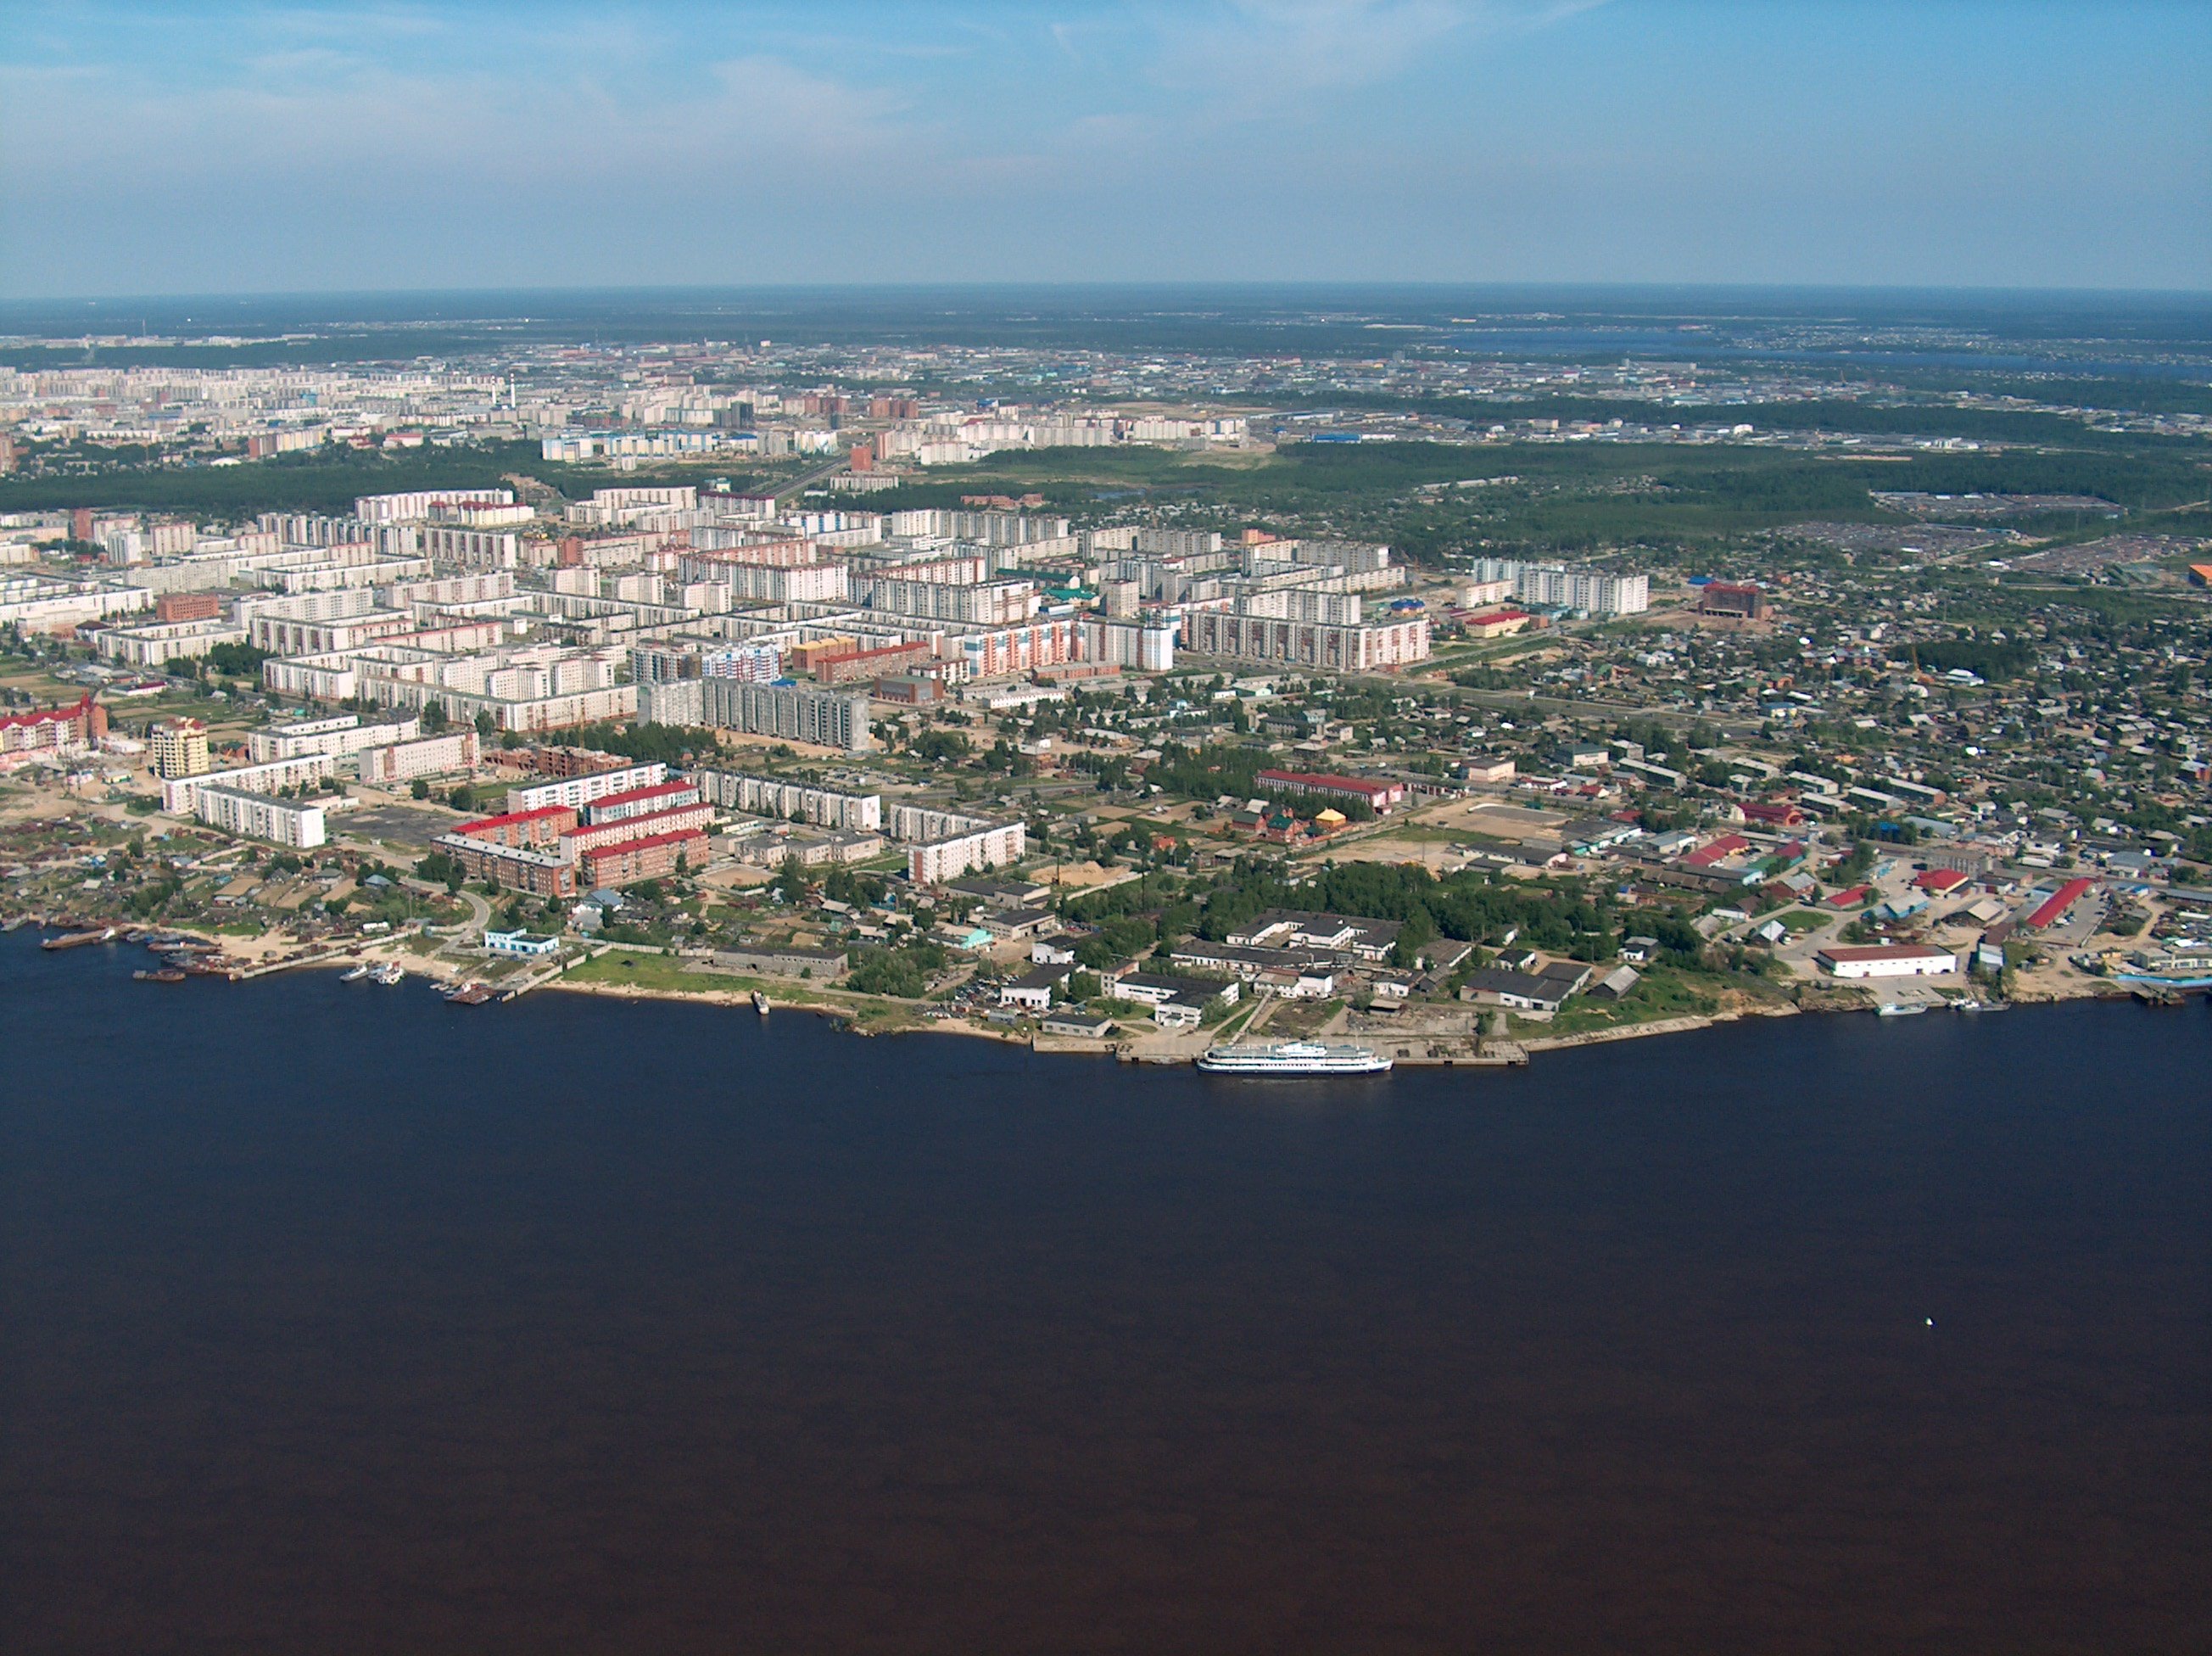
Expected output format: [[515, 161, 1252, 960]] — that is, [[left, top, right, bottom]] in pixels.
[[1196, 1039, 1393, 1076]]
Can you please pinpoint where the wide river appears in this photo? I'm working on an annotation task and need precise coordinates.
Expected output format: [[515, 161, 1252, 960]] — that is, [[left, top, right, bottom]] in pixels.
[[3, 929, 2207, 1653]]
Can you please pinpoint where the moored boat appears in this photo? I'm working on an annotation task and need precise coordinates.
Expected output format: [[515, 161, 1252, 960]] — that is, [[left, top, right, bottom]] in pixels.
[[43, 926, 119, 951], [133, 967, 187, 983], [753, 991, 770, 1015], [1196, 1039, 1392, 1076]]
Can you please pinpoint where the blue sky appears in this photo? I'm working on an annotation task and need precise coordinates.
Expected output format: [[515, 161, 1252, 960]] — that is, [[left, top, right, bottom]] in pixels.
[[2, 0, 2206, 298]]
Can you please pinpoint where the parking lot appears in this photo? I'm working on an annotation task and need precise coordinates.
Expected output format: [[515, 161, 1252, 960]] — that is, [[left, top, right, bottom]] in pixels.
[[337, 804, 462, 849]]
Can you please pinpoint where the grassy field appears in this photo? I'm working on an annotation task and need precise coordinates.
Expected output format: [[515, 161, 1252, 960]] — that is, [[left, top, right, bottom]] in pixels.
[[1266, 995, 1344, 1037], [8, 417, 2200, 563], [0, 439, 796, 521], [559, 948, 937, 1031], [1512, 964, 1740, 1036], [562, 948, 745, 995]]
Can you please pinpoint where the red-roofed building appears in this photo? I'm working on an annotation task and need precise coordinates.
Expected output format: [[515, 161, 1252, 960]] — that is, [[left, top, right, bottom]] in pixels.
[[1816, 943, 1958, 978], [1683, 833, 1750, 868], [1913, 867, 1970, 895], [2023, 877, 2096, 931], [1256, 769, 1405, 814], [576, 827, 707, 888], [562, 802, 714, 855], [1461, 608, 1532, 640], [0, 693, 106, 758], [1825, 885, 1871, 909], [1740, 801, 1806, 829], [451, 805, 577, 848], [582, 779, 702, 825], [438, 836, 576, 898]]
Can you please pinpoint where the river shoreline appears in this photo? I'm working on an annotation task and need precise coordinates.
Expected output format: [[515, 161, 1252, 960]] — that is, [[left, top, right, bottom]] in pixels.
[[11, 911, 2151, 1067]]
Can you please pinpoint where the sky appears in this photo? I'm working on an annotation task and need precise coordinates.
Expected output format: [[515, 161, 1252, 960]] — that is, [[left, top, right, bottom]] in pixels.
[[1, 0, 2207, 299]]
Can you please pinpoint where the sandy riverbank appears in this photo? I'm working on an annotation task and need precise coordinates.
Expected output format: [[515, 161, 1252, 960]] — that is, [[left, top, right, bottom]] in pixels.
[[542, 974, 1040, 1047]]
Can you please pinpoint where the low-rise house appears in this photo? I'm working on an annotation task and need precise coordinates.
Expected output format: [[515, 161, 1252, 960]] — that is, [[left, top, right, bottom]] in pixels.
[[1592, 965, 1641, 1000], [978, 905, 1055, 939], [1459, 967, 1572, 1016], [1114, 971, 1239, 1008], [945, 876, 1053, 909], [1167, 938, 1331, 980], [484, 929, 561, 958], [998, 963, 1069, 1011], [1224, 909, 1402, 961], [1041, 1010, 1114, 1039], [1254, 967, 1336, 999], [1815, 943, 1958, 979]]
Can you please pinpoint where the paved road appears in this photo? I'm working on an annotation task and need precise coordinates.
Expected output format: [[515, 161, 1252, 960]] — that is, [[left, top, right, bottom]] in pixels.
[[394, 877, 491, 946], [774, 456, 852, 503]]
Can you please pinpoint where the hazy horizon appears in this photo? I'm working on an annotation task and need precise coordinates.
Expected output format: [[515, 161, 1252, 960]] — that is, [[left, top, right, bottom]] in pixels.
[[8, 279, 2212, 310], [4, 2, 2206, 300]]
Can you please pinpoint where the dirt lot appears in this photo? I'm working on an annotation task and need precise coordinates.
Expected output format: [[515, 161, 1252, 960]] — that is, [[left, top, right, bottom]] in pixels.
[[1321, 836, 1468, 871], [338, 804, 462, 849], [1040, 860, 1145, 892], [1415, 798, 1568, 836]]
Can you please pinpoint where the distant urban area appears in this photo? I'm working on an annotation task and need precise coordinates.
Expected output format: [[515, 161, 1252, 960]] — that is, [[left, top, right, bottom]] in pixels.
[[3, 293, 2209, 1061]]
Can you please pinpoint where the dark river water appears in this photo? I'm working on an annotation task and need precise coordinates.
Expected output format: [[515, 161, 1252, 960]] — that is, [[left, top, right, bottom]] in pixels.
[[3, 929, 2208, 1653]]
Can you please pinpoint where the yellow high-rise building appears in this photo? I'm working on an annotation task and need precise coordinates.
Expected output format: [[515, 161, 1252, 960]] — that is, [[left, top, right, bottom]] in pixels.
[[149, 718, 210, 780]]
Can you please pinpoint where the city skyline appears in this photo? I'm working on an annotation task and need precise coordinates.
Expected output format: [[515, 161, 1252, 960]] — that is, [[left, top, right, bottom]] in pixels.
[[3, 0, 2207, 299]]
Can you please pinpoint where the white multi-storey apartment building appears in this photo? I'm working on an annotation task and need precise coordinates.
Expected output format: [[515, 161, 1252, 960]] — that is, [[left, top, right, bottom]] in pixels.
[[421, 526, 522, 570], [891, 806, 1028, 885], [249, 712, 422, 763], [855, 576, 1040, 626], [690, 769, 883, 831], [1181, 608, 1430, 672], [696, 680, 872, 752], [162, 753, 338, 814], [355, 731, 478, 786], [1081, 618, 1178, 672], [95, 616, 248, 669], [506, 763, 668, 814], [194, 785, 328, 848], [354, 490, 515, 523], [1466, 559, 1650, 617]]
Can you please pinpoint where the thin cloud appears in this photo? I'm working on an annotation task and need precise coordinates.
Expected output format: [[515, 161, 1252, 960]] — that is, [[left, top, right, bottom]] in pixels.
[[1141, 0, 1606, 104], [2, 46, 925, 193]]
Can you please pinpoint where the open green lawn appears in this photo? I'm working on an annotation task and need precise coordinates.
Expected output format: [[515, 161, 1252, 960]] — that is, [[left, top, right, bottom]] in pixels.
[[561, 949, 927, 1029], [562, 948, 746, 996], [1266, 995, 1343, 1037], [1514, 965, 1749, 1036]]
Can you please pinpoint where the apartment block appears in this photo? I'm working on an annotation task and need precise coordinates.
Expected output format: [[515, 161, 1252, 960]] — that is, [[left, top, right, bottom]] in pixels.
[[1182, 608, 1430, 672], [195, 785, 327, 848]]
